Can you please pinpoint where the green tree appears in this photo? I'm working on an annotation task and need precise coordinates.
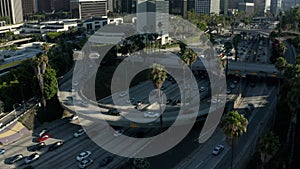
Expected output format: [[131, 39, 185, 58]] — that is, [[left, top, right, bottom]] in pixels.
[[269, 31, 278, 42], [258, 132, 280, 169], [278, 42, 287, 57], [221, 110, 248, 169], [43, 68, 58, 100], [275, 57, 287, 72], [150, 63, 167, 129]]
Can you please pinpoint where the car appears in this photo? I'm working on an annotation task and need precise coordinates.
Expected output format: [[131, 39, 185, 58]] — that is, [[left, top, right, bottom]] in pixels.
[[24, 153, 39, 164], [200, 86, 206, 92], [119, 91, 127, 97], [99, 156, 113, 167], [70, 88, 75, 92], [7, 154, 23, 164], [79, 158, 94, 169], [172, 99, 181, 105], [226, 89, 231, 94], [127, 98, 135, 103], [233, 80, 238, 84], [38, 128, 49, 137], [76, 151, 92, 161], [69, 115, 79, 121], [73, 81, 78, 86], [74, 129, 85, 138], [23, 166, 34, 169], [114, 129, 124, 136], [212, 145, 224, 155], [239, 111, 249, 118], [161, 85, 166, 90], [166, 99, 172, 105], [32, 142, 46, 151], [48, 141, 63, 151], [211, 98, 221, 104], [104, 108, 120, 116], [0, 148, 5, 155], [246, 103, 254, 111], [38, 134, 50, 142], [144, 112, 160, 118]]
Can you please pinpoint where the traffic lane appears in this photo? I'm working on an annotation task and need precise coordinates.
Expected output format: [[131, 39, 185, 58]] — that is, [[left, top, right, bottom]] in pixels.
[[215, 86, 276, 169]]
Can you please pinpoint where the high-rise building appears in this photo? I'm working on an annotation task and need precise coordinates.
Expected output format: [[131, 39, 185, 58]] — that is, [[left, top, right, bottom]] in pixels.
[[254, 0, 267, 15], [270, 0, 282, 15], [282, 0, 300, 11], [238, 2, 254, 15], [121, 0, 137, 14], [195, 0, 220, 14], [136, 0, 169, 44], [70, 0, 107, 20], [169, 0, 188, 18], [0, 0, 23, 24], [220, 0, 228, 14], [53, 0, 70, 11], [21, 0, 37, 18], [37, 0, 53, 13]]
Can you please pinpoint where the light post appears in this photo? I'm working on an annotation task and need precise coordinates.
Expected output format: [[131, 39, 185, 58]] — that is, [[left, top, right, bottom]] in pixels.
[[13, 103, 21, 119]]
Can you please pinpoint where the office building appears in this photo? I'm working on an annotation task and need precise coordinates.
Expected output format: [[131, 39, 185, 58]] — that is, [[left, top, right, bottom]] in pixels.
[[53, 0, 70, 11], [220, 0, 228, 14], [137, 0, 169, 44], [270, 0, 282, 15], [21, 0, 37, 17], [169, 0, 188, 18], [282, 0, 300, 11], [195, 0, 220, 14], [37, 0, 53, 13], [238, 2, 254, 15], [70, 0, 107, 20], [0, 0, 23, 24]]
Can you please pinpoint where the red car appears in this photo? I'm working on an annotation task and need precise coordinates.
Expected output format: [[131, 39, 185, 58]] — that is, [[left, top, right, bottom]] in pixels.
[[38, 134, 50, 142]]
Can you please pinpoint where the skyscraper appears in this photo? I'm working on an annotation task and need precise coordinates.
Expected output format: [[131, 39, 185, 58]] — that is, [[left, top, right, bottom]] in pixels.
[[0, 0, 23, 24], [136, 0, 169, 44], [169, 0, 188, 18], [37, 0, 53, 13], [70, 0, 107, 20], [270, 0, 282, 15], [195, 0, 220, 14], [22, 0, 37, 18]]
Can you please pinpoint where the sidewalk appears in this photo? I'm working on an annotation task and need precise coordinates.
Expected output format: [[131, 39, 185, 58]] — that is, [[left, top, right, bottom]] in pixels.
[[0, 121, 30, 145]]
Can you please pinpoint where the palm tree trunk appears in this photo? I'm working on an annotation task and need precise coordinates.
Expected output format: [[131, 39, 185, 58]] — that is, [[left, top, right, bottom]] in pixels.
[[231, 138, 234, 169], [159, 89, 163, 130]]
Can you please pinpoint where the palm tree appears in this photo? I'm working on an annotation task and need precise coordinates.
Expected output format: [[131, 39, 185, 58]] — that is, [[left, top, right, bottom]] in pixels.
[[275, 57, 287, 94], [221, 110, 248, 169], [150, 63, 167, 129], [32, 54, 49, 108], [258, 131, 280, 169], [181, 47, 197, 99], [278, 42, 287, 58]]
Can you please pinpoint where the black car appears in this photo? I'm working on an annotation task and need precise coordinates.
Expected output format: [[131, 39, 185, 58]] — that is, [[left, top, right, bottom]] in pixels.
[[33, 142, 46, 151], [104, 109, 120, 116], [23, 166, 34, 169], [99, 156, 113, 167], [48, 141, 63, 151], [38, 128, 49, 137], [166, 99, 172, 105], [6, 154, 23, 164]]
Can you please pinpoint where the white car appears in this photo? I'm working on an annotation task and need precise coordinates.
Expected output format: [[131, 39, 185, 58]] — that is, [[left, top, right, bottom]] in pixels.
[[70, 115, 79, 121], [113, 129, 124, 137], [79, 158, 93, 169], [144, 112, 160, 118], [0, 148, 5, 155], [211, 98, 221, 104], [200, 86, 206, 92], [119, 92, 127, 97], [212, 145, 224, 155], [76, 151, 92, 161], [73, 81, 78, 86], [74, 129, 85, 138], [24, 153, 39, 164]]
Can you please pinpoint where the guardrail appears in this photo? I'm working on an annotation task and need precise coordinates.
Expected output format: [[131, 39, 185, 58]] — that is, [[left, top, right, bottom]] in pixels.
[[0, 100, 40, 132]]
